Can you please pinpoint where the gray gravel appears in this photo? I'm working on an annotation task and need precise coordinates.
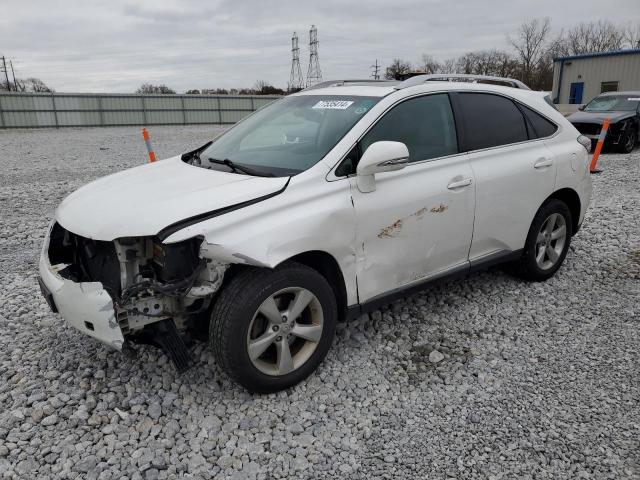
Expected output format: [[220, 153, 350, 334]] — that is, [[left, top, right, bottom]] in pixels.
[[1, 126, 639, 479]]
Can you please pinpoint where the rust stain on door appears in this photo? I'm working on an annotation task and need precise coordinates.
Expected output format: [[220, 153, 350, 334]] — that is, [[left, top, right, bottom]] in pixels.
[[378, 219, 403, 238], [430, 204, 448, 214]]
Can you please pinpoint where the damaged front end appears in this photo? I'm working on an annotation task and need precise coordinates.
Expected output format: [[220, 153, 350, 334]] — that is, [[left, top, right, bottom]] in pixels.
[[40, 222, 228, 372]]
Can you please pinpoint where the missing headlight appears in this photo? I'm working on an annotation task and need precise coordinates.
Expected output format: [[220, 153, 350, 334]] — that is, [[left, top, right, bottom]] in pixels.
[[152, 238, 201, 283]]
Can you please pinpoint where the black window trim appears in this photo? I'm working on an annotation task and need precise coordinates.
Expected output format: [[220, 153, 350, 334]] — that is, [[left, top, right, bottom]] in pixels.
[[329, 89, 561, 180], [449, 90, 560, 154], [331, 91, 466, 178]]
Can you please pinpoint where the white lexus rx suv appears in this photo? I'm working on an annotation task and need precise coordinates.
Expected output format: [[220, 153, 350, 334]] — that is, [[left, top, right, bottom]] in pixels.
[[39, 76, 592, 392]]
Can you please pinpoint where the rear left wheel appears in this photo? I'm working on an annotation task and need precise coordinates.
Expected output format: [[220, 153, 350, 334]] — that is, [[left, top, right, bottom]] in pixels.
[[210, 263, 337, 393], [517, 199, 573, 281]]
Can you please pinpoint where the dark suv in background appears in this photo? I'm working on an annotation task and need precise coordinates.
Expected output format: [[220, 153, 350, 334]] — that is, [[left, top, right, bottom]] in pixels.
[[567, 92, 640, 153]]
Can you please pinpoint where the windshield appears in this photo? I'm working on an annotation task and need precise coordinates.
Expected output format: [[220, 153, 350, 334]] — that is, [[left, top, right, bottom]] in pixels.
[[584, 95, 640, 112], [200, 95, 381, 176]]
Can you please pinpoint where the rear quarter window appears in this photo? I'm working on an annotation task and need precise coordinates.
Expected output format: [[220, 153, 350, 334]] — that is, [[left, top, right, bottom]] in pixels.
[[520, 104, 558, 139]]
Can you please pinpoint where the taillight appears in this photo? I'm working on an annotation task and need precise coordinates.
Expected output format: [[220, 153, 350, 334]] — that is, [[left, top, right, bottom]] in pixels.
[[577, 135, 592, 153]]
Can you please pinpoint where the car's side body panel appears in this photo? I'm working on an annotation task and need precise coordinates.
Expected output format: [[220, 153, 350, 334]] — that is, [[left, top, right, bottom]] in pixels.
[[349, 154, 475, 302], [165, 166, 360, 305], [466, 140, 557, 260]]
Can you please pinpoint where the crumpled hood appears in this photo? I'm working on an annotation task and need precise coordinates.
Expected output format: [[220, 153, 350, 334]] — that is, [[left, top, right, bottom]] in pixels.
[[567, 110, 636, 124], [56, 156, 289, 241]]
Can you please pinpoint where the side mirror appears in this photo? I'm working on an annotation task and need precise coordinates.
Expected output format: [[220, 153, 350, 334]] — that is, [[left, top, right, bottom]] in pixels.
[[356, 141, 409, 193], [578, 104, 586, 111]]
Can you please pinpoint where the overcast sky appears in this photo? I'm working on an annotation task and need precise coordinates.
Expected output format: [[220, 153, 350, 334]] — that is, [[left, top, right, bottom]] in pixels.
[[1, 0, 639, 93]]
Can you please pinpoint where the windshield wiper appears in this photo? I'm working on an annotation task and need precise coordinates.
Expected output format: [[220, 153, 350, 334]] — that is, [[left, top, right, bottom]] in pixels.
[[207, 157, 275, 177]]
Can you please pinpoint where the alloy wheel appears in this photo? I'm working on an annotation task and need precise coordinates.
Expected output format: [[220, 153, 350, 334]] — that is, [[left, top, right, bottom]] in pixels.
[[246, 287, 324, 376], [535, 213, 567, 270]]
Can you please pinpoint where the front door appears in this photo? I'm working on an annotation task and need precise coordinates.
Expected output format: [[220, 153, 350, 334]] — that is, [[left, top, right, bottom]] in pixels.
[[347, 93, 475, 302], [569, 82, 584, 104]]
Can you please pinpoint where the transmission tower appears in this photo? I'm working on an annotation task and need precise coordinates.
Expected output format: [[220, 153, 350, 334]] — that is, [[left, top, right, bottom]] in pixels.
[[370, 59, 380, 80], [288, 32, 304, 91], [306, 25, 323, 87]]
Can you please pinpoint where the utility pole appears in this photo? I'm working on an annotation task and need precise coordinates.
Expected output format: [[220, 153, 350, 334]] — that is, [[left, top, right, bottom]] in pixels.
[[9, 60, 18, 91], [370, 59, 380, 80], [1, 56, 10, 91]]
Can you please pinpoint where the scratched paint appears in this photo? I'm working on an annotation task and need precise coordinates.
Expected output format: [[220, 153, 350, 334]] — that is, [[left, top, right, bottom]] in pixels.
[[378, 219, 403, 238], [414, 207, 429, 219], [430, 204, 448, 214], [378, 204, 448, 238]]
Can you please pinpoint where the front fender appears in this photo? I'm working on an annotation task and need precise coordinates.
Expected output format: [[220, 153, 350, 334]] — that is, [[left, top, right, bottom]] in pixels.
[[167, 173, 359, 304]]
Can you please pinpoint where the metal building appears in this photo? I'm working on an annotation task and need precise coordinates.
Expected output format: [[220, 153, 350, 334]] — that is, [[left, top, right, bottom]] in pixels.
[[552, 49, 640, 105]]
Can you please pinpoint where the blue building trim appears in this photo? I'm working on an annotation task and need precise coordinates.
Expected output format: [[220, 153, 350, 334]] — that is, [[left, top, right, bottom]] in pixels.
[[553, 48, 640, 62]]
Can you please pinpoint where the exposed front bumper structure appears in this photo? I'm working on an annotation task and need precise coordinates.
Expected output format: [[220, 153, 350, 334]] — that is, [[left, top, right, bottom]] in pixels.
[[38, 234, 125, 350]]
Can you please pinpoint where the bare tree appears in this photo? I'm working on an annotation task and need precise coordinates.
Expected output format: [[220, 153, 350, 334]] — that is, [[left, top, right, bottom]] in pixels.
[[254, 80, 269, 92], [564, 21, 625, 54], [7, 77, 54, 92], [135, 83, 176, 94], [385, 59, 412, 80], [438, 58, 457, 74], [418, 54, 440, 74], [622, 22, 640, 49], [508, 17, 551, 85], [453, 50, 517, 78]]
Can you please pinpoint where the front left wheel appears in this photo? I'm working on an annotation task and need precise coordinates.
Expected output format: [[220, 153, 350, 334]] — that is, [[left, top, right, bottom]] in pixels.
[[210, 262, 337, 393]]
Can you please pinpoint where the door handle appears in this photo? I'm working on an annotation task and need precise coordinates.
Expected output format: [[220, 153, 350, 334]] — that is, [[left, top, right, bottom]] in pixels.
[[447, 178, 473, 190], [534, 158, 553, 169]]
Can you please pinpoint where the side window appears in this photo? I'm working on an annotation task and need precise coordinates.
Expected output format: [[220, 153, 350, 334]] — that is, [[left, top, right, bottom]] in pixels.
[[520, 104, 558, 139], [458, 93, 528, 150], [360, 94, 459, 164]]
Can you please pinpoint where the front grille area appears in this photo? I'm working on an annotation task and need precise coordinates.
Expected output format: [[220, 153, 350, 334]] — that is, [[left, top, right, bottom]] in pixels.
[[571, 122, 602, 136], [48, 222, 121, 297]]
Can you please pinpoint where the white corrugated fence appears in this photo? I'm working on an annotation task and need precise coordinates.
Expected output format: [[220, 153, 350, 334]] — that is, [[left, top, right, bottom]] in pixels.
[[0, 92, 281, 128]]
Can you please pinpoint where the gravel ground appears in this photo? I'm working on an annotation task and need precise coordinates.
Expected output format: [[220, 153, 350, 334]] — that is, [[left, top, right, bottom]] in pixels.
[[0, 126, 639, 480]]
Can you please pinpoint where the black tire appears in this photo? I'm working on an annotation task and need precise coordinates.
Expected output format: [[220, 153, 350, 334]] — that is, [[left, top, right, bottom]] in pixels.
[[210, 262, 337, 393], [617, 127, 636, 154], [517, 199, 573, 282]]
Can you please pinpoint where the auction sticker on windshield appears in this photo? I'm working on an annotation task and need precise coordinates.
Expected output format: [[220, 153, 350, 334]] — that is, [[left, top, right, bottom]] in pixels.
[[313, 100, 354, 109]]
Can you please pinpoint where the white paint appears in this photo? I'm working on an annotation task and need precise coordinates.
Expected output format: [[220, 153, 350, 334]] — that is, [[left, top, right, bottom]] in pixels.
[[351, 153, 475, 301], [55, 157, 288, 241]]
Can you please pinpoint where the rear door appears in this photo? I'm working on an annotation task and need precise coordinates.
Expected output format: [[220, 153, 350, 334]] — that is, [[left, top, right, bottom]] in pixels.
[[452, 92, 557, 263]]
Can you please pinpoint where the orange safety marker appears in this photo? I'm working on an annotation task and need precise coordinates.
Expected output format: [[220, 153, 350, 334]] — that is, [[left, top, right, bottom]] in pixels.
[[589, 118, 610, 174], [142, 128, 156, 162]]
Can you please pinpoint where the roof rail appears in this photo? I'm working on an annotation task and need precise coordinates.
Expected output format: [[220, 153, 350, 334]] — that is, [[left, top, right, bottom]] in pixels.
[[303, 79, 398, 91], [397, 74, 531, 90]]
